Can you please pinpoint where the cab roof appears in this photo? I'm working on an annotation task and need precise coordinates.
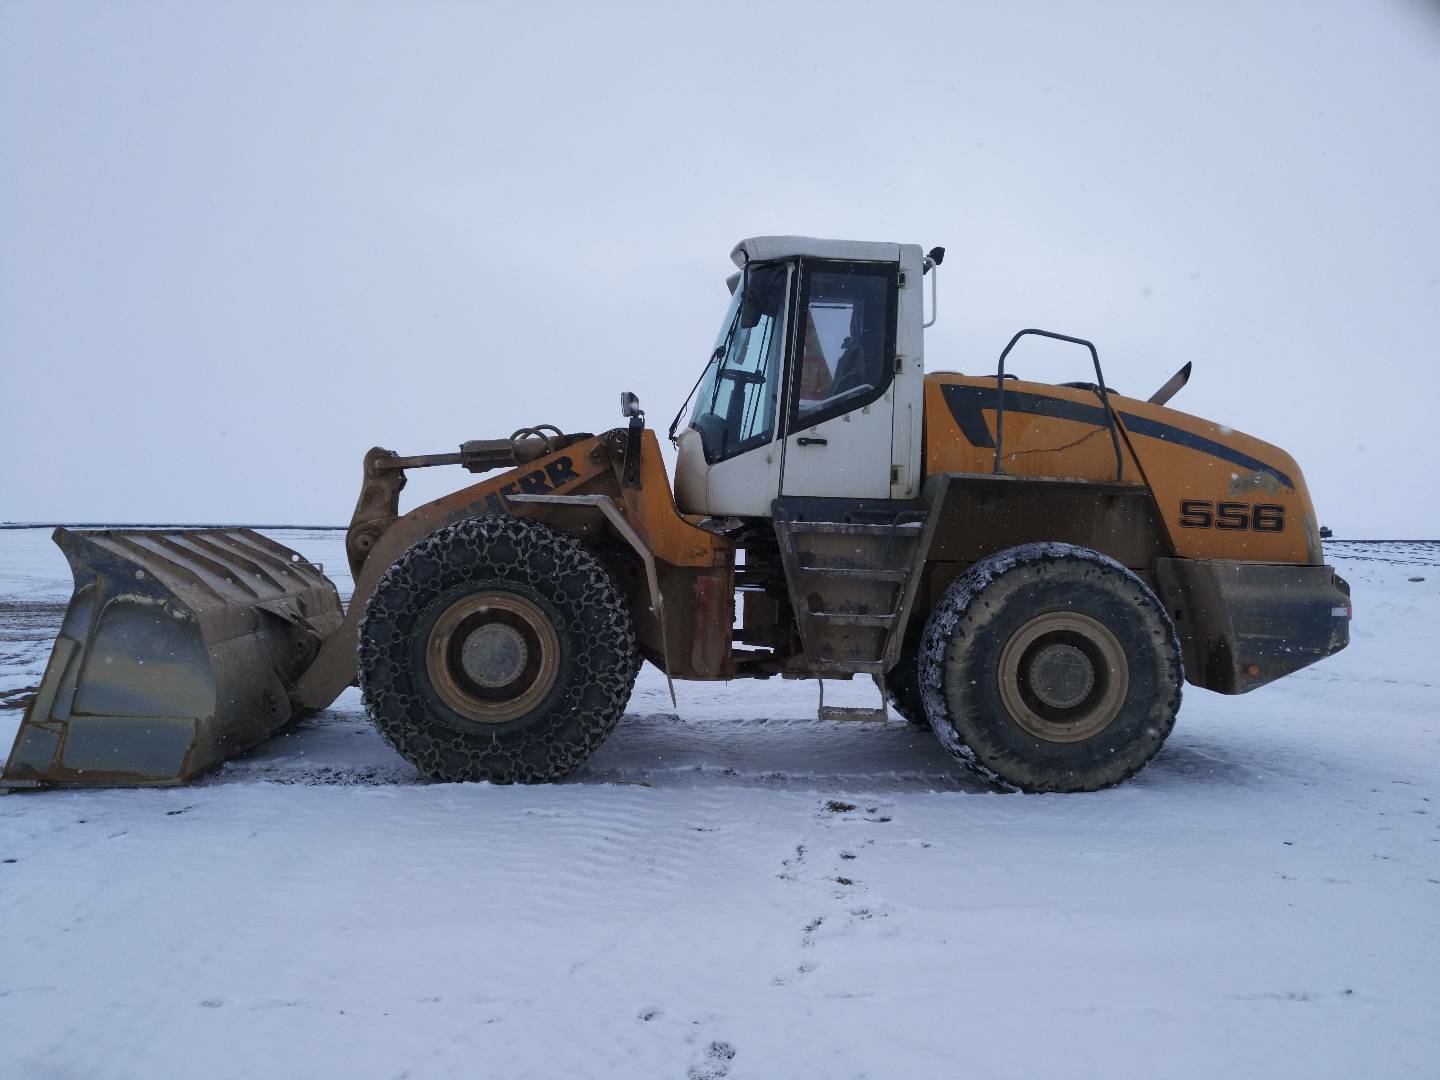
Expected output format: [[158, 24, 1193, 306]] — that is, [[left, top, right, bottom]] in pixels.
[[730, 235, 905, 267]]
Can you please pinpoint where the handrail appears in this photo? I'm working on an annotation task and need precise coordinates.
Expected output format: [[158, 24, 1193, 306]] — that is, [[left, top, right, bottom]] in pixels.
[[992, 328, 1124, 482]]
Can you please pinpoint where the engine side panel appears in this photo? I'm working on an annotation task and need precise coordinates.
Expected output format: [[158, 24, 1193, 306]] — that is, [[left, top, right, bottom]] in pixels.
[[923, 375, 1321, 565], [1114, 395, 1321, 564], [924, 376, 1145, 484]]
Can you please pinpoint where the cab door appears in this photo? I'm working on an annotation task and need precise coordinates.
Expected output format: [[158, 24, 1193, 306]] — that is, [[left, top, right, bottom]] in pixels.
[[778, 259, 900, 501]]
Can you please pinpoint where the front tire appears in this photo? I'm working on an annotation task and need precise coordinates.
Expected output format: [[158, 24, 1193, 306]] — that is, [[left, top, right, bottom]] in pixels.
[[918, 543, 1181, 792], [357, 517, 639, 783]]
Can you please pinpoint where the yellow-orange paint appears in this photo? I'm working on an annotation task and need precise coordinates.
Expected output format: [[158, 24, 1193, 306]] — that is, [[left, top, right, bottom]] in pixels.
[[924, 375, 1320, 564]]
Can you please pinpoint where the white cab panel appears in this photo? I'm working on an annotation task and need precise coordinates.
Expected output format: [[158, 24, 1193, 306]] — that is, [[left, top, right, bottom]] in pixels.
[[675, 236, 929, 516], [674, 426, 781, 517], [779, 397, 894, 499], [778, 245, 925, 502], [890, 244, 926, 499]]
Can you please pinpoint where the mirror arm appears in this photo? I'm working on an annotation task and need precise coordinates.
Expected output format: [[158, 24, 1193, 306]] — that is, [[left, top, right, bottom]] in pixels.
[[922, 257, 938, 329]]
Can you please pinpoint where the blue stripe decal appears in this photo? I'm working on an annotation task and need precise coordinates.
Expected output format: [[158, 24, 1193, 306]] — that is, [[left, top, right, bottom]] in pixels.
[[938, 383, 1294, 491], [1116, 411, 1293, 490]]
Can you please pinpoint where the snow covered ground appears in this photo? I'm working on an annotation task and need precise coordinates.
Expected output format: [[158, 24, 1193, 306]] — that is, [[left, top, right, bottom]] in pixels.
[[1, 529, 1436, 1079]]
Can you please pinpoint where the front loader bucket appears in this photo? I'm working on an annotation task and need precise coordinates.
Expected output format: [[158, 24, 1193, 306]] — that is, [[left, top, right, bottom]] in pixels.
[[2, 528, 343, 789]]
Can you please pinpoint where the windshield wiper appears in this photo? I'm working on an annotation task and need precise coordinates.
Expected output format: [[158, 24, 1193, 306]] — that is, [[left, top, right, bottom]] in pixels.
[[667, 346, 722, 445], [668, 300, 742, 445]]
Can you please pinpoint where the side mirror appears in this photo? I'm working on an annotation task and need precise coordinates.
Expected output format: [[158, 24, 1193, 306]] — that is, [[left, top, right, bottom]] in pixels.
[[620, 391, 642, 418], [739, 263, 786, 329]]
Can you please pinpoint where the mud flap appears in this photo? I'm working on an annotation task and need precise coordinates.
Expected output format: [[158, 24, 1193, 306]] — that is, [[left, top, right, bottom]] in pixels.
[[2, 528, 343, 789]]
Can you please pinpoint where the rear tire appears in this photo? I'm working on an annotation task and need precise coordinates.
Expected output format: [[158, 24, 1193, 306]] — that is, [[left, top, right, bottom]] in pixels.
[[918, 543, 1181, 793], [357, 517, 639, 783]]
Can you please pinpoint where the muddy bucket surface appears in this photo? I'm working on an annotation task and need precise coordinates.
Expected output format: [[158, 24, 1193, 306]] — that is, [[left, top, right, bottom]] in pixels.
[[2, 528, 343, 789]]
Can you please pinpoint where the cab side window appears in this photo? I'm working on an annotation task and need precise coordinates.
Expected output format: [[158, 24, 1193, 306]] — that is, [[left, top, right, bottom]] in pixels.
[[793, 262, 896, 428]]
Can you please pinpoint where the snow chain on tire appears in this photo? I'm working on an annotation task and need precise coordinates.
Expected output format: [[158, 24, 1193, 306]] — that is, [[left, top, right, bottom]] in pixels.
[[357, 516, 640, 783]]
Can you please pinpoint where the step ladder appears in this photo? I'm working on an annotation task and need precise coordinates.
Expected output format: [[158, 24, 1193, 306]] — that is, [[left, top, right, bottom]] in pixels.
[[817, 674, 891, 723], [772, 515, 927, 678]]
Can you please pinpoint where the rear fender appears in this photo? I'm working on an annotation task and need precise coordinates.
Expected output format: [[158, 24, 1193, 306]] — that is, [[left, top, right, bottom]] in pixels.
[[1153, 557, 1350, 692]]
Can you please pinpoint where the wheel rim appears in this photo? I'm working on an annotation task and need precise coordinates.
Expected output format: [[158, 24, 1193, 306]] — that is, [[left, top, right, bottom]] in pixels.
[[425, 591, 561, 724], [997, 611, 1128, 743]]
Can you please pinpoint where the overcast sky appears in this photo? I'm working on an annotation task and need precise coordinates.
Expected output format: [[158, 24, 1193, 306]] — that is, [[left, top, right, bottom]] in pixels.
[[3, 1, 1438, 536]]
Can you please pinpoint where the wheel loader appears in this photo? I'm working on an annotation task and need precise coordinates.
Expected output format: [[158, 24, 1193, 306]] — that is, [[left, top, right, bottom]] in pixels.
[[2, 235, 1352, 793]]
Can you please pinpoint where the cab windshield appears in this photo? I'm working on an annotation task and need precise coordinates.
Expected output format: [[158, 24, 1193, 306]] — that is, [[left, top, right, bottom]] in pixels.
[[687, 262, 790, 464]]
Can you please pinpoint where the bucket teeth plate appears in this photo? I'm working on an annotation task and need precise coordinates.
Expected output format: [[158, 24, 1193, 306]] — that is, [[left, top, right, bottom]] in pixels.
[[2, 528, 344, 789]]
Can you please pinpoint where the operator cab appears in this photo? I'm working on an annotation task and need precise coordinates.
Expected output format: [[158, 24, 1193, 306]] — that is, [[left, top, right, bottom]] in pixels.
[[672, 236, 929, 519]]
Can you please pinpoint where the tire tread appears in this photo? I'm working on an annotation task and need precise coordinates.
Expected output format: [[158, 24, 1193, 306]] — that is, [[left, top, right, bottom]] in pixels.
[[357, 516, 639, 783]]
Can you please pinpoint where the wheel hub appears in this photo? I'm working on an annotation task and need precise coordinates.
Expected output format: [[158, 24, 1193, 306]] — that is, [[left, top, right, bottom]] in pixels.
[[426, 591, 560, 724], [1026, 642, 1095, 710], [998, 611, 1128, 743], [460, 623, 529, 688]]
